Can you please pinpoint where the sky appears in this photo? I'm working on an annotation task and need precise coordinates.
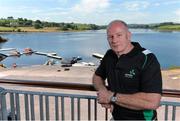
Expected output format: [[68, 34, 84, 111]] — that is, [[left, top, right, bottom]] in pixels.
[[0, 0, 180, 25]]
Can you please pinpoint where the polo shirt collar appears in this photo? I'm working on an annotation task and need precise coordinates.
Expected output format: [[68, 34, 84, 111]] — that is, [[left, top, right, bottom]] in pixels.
[[125, 42, 143, 57], [110, 42, 143, 58]]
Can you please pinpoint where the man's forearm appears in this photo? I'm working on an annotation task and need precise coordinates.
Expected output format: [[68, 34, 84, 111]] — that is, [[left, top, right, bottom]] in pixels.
[[92, 74, 106, 91], [115, 92, 161, 110]]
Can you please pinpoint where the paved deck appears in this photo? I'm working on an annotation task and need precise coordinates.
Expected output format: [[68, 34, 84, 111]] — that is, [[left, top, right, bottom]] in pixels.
[[0, 65, 180, 120]]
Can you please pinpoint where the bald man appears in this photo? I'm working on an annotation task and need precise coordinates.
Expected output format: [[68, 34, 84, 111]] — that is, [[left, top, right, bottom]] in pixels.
[[92, 20, 162, 120]]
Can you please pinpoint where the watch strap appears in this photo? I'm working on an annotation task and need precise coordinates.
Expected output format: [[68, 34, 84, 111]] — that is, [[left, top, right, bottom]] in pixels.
[[110, 92, 117, 103], [113, 92, 117, 97]]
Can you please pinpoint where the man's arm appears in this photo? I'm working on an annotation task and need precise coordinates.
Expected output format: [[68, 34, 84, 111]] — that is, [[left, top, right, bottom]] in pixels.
[[115, 92, 161, 110], [93, 74, 161, 110], [93, 73, 114, 110], [98, 90, 161, 110], [92, 73, 106, 91]]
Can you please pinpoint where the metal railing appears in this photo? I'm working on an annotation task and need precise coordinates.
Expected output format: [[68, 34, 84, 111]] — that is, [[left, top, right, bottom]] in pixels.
[[0, 78, 180, 120], [160, 101, 180, 120], [0, 88, 103, 120]]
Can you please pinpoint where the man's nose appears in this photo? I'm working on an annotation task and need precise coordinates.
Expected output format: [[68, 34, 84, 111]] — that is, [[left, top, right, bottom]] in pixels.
[[111, 36, 118, 43]]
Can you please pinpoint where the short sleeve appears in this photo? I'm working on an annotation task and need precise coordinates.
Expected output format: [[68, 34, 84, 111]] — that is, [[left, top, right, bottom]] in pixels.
[[140, 54, 162, 94], [95, 52, 108, 80]]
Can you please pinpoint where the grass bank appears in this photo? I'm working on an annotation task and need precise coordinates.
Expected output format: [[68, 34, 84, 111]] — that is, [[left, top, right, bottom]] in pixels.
[[0, 26, 97, 33], [156, 25, 180, 31], [168, 66, 180, 70], [0, 26, 62, 32]]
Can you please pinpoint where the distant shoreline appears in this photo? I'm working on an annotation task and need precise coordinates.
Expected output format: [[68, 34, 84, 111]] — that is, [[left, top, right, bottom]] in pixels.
[[0, 27, 180, 33], [0, 27, 91, 33]]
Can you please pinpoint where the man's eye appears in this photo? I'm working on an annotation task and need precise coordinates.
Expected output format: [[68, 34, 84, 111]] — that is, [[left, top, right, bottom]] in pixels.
[[108, 36, 113, 39]]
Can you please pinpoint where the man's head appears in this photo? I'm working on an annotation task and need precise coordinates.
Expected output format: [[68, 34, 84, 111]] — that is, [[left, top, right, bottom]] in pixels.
[[107, 20, 132, 56]]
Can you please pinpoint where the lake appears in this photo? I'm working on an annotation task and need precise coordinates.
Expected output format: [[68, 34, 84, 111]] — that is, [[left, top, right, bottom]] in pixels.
[[0, 29, 180, 69]]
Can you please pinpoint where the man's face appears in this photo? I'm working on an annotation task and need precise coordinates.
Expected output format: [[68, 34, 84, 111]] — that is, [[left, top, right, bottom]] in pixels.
[[107, 23, 131, 55]]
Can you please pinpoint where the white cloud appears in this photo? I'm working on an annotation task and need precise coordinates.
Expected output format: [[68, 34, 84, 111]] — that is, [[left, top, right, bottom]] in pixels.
[[72, 0, 110, 14], [122, 1, 150, 11], [174, 9, 180, 22], [174, 9, 180, 16]]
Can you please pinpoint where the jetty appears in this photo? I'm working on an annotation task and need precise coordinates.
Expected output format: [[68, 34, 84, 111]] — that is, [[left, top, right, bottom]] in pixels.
[[34, 51, 62, 60], [46, 54, 62, 60], [0, 53, 8, 61], [92, 53, 104, 59], [0, 48, 16, 51]]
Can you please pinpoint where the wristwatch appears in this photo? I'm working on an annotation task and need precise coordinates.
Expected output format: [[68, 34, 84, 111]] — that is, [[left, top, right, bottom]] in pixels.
[[110, 92, 117, 103]]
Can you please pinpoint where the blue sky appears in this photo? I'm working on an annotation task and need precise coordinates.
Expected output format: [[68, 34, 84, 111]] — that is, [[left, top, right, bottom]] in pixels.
[[0, 0, 180, 25]]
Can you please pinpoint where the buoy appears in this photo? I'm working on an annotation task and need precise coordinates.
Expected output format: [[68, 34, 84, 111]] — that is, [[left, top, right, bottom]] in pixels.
[[12, 63, 17, 68]]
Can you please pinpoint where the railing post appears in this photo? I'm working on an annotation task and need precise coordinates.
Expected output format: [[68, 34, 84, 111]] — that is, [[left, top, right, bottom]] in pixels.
[[165, 105, 168, 120], [15, 93, 21, 120], [55, 96, 59, 120], [105, 108, 108, 120], [77, 98, 81, 120], [39, 95, 44, 120], [61, 96, 65, 120], [71, 97, 74, 120], [45, 95, 50, 120], [30, 94, 35, 120], [172, 106, 176, 121], [94, 99, 97, 120], [10, 93, 16, 120], [88, 99, 91, 120], [24, 94, 30, 120], [0, 87, 7, 120]]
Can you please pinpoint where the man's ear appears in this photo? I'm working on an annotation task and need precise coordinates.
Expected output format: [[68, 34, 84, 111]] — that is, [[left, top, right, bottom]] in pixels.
[[127, 31, 131, 40]]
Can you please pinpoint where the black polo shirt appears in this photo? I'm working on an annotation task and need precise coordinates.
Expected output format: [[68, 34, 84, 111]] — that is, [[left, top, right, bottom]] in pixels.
[[95, 42, 162, 120]]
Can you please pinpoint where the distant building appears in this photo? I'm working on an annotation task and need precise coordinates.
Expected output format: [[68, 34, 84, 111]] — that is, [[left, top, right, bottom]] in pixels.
[[7, 16, 14, 20], [9, 22, 18, 27]]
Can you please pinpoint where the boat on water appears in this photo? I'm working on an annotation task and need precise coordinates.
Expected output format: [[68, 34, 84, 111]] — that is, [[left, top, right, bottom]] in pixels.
[[0, 53, 8, 61], [23, 48, 34, 55], [8, 50, 21, 57], [72, 62, 95, 67], [92, 53, 104, 59], [0, 47, 96, 67], [0, 48, 21, 57]]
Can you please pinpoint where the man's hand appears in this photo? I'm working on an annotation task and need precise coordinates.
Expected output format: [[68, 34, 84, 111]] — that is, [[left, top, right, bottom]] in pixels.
[[93, 74, 114, 112], [101, 104, 114, 112], [97, 89, 114, 104]]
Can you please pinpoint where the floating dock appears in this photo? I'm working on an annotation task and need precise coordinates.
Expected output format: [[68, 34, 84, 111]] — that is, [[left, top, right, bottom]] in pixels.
[[92, 53, 104, 59], [34, 51, 62, 60], [0, 48, 16, 51]]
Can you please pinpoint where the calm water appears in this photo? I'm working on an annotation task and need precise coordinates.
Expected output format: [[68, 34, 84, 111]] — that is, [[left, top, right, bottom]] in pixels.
[[0, 29, 180, 69]]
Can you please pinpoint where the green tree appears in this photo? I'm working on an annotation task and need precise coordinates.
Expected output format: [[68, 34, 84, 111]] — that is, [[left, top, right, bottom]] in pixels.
[[34, 20, 43, 29], [34, 23, 43, 29], [24, 20, 33, 26], [62, 26, 68, 31], [90, 24, 99, 30], [35, 20, 42, 24]]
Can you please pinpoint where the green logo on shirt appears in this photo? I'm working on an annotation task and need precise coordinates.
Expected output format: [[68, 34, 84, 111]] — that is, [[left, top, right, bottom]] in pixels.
[[125, 69, 135, 78]]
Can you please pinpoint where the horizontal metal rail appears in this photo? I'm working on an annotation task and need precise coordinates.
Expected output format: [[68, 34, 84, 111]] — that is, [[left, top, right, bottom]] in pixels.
[[0, 78, 180, 98], [0, 78, 95, 91]]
